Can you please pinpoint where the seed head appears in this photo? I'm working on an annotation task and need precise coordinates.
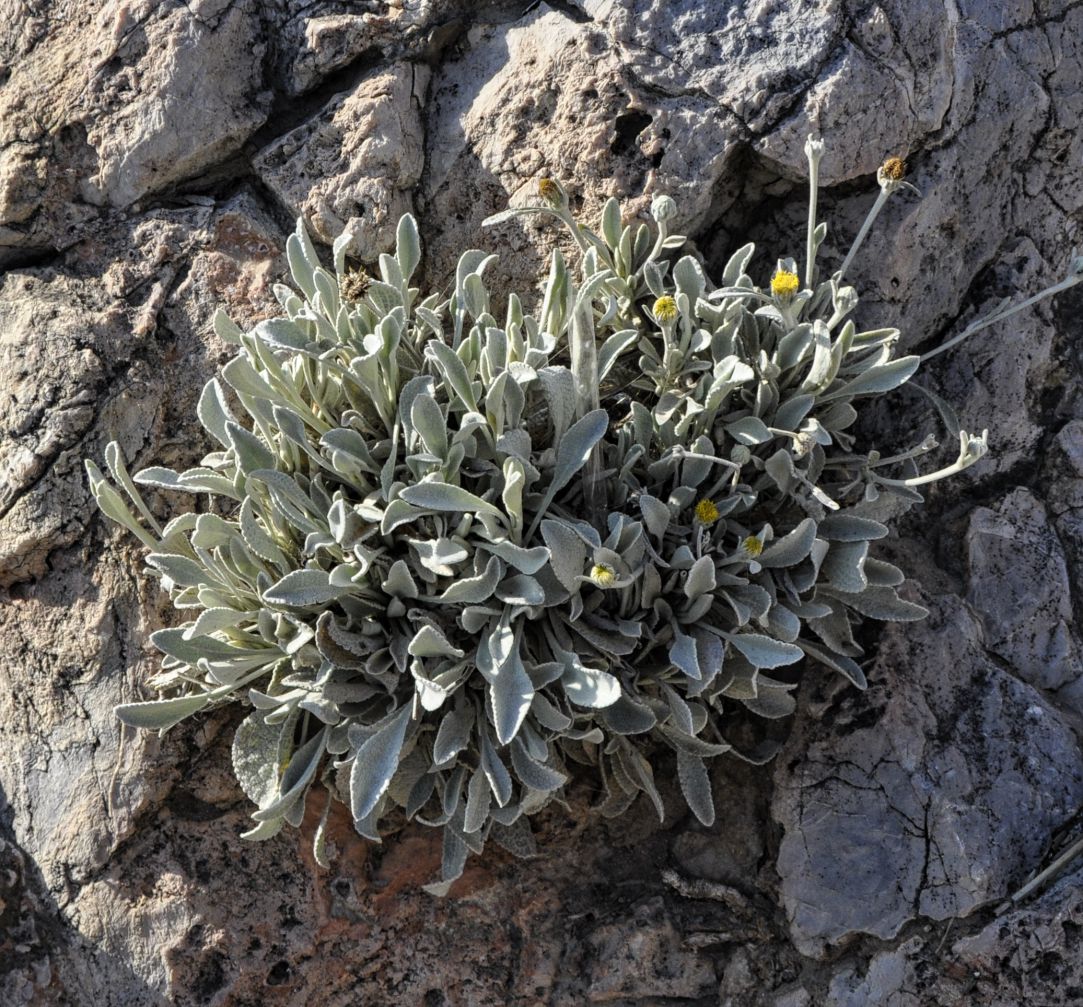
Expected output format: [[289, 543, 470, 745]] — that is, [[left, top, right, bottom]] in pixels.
[[538, 177, 562, 205], [770, 269, 800, 300], [694, 499, 720, 525], [590, 563, 618, 588], [340, 267, 371, 303], [742, 535, 763, 557], [881, 156, 906, 181], [653, 295, 679, 323]]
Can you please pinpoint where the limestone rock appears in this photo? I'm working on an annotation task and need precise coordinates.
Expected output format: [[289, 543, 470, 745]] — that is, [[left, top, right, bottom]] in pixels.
[[2, 0, 1083, 1003], [773, 594, 1083, 958], [255, 64, 429, 260]]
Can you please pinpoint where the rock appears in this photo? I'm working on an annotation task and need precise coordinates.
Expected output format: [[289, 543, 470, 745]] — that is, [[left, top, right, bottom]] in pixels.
[[824, 938, 924, 1007], [255, 63, 429, 260], [966, 486, 1083, 695], [581, 896, 717, 1002], [3, 0, 1083, 1002], [950, 864, 1083, 1007], [79, 1, 272, 209], [773, 594, 1083, 958]]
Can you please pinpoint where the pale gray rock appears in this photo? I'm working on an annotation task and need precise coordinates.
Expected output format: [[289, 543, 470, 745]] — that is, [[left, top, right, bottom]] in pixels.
[[773, 594, 1083, 958], [824, 938, 923, 1007], [2, 0, 1083, 1003], [949, 864, 1083, 1007], [255, 63, 429, 260], [966, 486, 1082, 694]]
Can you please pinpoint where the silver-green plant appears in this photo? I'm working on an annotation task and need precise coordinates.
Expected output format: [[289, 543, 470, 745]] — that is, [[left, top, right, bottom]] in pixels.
[[87, 141, 1083, 890]]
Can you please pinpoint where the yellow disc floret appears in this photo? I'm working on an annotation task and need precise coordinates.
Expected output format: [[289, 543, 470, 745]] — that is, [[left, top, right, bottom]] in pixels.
[[770, 269, 800, 300], [694, 498, 720, 525], [590, 563, 618, 588], [742, 535, 763, 557], [653, 295, 678, 323]]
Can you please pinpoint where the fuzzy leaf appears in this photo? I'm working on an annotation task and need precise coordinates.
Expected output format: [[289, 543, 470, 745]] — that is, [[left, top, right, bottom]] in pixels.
[[349, 706, 413, 821], [729, 633, 804, 669]]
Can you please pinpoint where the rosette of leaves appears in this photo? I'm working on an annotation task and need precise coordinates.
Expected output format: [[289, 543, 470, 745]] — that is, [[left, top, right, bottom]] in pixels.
[[87, 143, 1083, 888]]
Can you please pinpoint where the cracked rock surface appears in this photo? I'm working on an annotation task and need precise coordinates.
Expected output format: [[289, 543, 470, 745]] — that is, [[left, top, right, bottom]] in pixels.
[[2, 1, 1083, 1003]]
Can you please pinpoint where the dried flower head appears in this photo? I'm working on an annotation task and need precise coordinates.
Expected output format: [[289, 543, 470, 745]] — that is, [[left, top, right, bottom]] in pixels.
[[653, 294, 678, 323], [770, 269, 800, 300], [695, 498, 720, 525], [340, 267, 371, 303], [881, 156, 906, 181], [538, 177, 562, 205]]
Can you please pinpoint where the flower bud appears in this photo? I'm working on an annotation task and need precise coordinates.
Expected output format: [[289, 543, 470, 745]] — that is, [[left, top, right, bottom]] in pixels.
[[651, 194, 677, 223]]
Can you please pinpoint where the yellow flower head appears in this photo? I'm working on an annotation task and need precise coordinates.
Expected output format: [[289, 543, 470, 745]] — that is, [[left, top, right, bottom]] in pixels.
[[590, 563, 618, 588], [538, 177, 562, 204], [653, 295, 678, 323], [742, 535, 763, 557], [694, 498, 720, 525], [770, 269, 800, 300], [881, 156, 906, 181]]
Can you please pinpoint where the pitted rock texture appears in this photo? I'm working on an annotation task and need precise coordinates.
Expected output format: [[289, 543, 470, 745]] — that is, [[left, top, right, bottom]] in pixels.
[[3, 1, 1083, 1004]]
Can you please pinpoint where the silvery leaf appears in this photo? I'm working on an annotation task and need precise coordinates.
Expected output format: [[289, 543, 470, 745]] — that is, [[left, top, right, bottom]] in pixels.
[[427, 339, 478, 411], [729, 633, 803, 669], [823, 356, 920, 401], [433, 706, 474, 765], [758, 518, 817, 568], [669, 630, 701, 679], [742, 680, 797, 719], [601, 695, 656, 735], [683, 556, 716, 600], [510, 739, 567, 792], [114, 692, 211, 731], [560, 655, 621, 708], [496, 574, 545, 606], [801, 640, 868, 689], [821, 540, 869, 592], [638, 495, 671, 538], [828, 586, 927, 622], [396, 213, 421, 282], [253, 727, 327, 821], [408, 625, 465, 659], [349, 705, 413, 821], [676, 751, 715, 827], [726, 416, 773, 445], [528, 409, 609, 537], [864, 558, 905, 587], [197, 378, 235, 446], [541, 520, 587, 593], [463, 767, 491, 834], [264, 569, 344, 606], [437, 555, 503, 603], [400, 482, 503, 518], [480, 728, 513, 806], [146, 553, 209, 589], [479, 541, 549, 574], [232, 711, 284, 808], [818, 514, 889, 541]]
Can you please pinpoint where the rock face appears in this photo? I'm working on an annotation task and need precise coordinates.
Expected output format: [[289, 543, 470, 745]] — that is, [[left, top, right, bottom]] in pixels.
[[2, 1, 1083, 1004]]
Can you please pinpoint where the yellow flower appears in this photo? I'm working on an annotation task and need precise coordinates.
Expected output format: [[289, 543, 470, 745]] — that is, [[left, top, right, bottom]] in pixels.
[[881, 156, 906, 181], [590, 563, 617, 588], [538, 177, 561, 204], [770, 269, 800, 300], [694, 499, 720, 525], [742, 535, 763, 557], [653, 295, 678, 323]]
